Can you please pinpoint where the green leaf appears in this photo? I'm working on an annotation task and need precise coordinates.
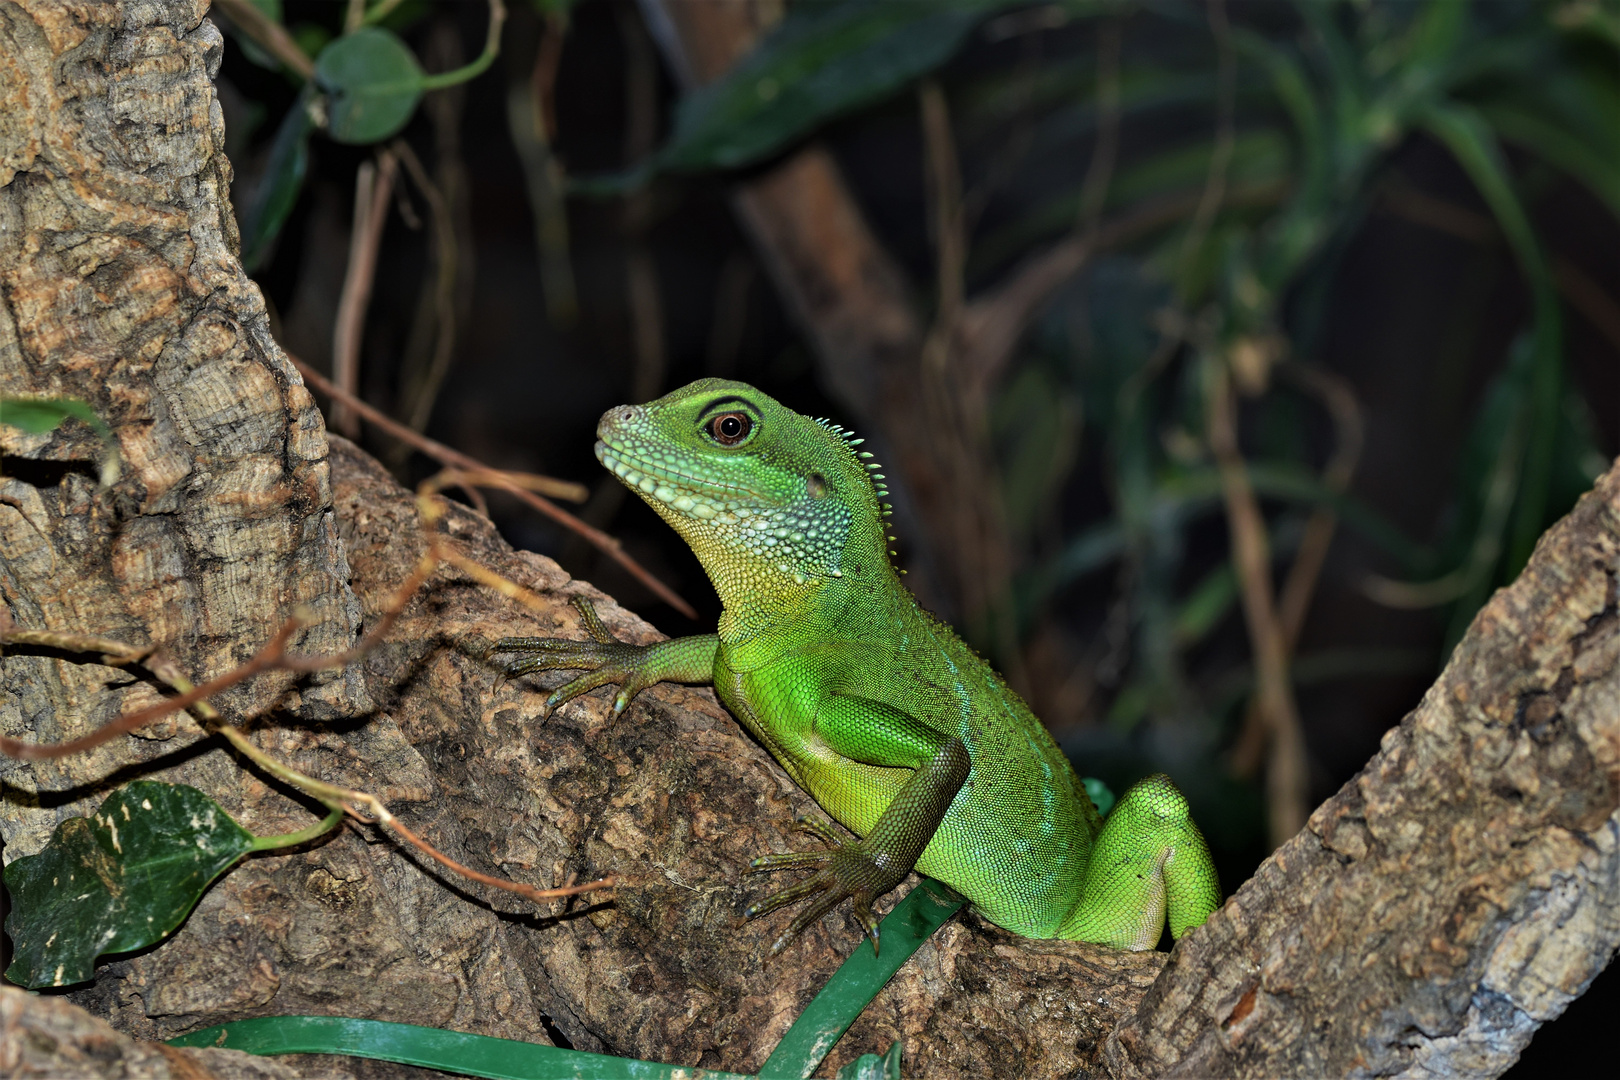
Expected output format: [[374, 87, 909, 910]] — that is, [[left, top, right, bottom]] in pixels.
[[0, 396, 107, 438], [662, 0, 1006, 174], [1421, 103, 1563, 574], [1082, 777, 1117, 818], [169, 1015, 761, 1079], [241, 86, 315, 272], [759, 878, 963, 1078], [167, 884, 956, 1079], [835, 1040, 904, 1080], [0, 395, 121, 485], [316, 27, 424, 145], [4, 781, 256, 988]]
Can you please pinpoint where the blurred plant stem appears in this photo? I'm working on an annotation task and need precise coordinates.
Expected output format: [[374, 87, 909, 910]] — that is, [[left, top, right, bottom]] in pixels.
[[507, 5, 578, 328], [331, 149, 398, 439], [393, 20, 475, 445], [1207, 360, 1308, 847]]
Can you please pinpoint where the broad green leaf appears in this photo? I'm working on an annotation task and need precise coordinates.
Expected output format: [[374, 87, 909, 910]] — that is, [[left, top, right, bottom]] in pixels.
[[241, 86, 315, 272], [316, 27, 424, 145], [4, 781, 256, 988], [654, 0, 1013, 178]]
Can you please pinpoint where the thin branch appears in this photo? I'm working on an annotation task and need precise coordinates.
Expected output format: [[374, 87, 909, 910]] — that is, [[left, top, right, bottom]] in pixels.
[[331, 150, 399, 439], [290, 355, 586, 503], [1177, 0, 1236, 290], [919, 78, 966, 375], [507, 8, 578, 326], [1207, 362, 1308, 848], [0, 620, 612, 907], [1381, 179, 1620, 354], [1232, 364, 1363, 778], [619, 0, 667, 404], [0, 619, 303, 760], [1275, 365, 1363, 645], [418, 0, 508, 92], [1076, 20, 1123, 238], [392, 139, 462, 434], [298, 330, 690, 625], [1555, 257, 1620, 355], [289, 356, 695, 621], [213, 0, 315, 80]]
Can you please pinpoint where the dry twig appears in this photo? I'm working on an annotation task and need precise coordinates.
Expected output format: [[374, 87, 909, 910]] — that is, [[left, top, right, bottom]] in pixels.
[[289, 355, 696, 618], [332, 150, 400, 438], [213, 0, 315, 80]]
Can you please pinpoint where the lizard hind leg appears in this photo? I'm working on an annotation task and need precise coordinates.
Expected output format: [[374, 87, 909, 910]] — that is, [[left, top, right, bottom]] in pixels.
[[1058, 774, 1221, 950]]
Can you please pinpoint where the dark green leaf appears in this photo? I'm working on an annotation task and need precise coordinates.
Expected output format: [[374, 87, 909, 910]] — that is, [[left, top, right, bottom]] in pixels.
[[168, 1015, 761, 1079], [661, 0, 1007, 174], [241, 86, 314, 272], [835, 1040, 904, 1080], [4, 781, 256, 988], [759, 878, 962, 1078], [316, 27, 424, 145]]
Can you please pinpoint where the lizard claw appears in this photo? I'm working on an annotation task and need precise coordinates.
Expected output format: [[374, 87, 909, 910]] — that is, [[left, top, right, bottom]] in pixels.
[[745, 817, 902, 955]]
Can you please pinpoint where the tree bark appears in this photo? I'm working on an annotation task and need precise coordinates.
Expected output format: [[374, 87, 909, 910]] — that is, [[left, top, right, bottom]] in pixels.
[[0, 0, 369, 865], [1, 3, 1617, 1080]]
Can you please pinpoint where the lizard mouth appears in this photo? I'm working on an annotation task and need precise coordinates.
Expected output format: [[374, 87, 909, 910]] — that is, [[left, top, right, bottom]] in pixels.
[[595, 439, 761, 524]]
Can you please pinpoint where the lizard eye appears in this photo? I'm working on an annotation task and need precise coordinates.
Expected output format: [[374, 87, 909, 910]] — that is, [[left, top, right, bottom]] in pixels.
[[709, 412, 752, 446]]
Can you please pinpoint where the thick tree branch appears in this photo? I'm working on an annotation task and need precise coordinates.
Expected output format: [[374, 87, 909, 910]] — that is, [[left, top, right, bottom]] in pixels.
[[1107, 457, 1620, 1077]]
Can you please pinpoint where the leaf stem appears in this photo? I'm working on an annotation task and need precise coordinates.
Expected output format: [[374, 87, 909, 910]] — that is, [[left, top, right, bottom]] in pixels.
[[249, 807, 345, 852], [418, 0, 506, 91]]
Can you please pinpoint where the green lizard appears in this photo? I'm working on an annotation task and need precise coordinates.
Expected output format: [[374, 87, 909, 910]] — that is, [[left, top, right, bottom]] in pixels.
[[494, 379, 1220, 953]]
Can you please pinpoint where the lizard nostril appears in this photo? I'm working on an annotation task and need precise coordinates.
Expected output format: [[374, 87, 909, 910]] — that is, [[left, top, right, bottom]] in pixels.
[[603, 405, 641, 431]]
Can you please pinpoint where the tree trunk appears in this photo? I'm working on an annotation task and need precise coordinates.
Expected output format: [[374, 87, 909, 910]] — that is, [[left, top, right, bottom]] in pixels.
[[1, 3, 1616, 1079]]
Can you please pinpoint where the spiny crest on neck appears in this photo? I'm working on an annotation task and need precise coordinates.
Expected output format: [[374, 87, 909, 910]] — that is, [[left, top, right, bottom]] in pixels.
[[812, 417, 902, 565]]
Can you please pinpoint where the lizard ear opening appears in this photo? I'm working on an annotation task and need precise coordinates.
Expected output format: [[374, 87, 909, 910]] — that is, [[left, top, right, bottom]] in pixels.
[[806, 473, 828, 499]]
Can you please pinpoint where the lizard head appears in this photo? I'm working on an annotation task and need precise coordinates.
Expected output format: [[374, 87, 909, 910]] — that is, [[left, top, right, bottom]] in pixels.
[[594, 378, 892, 604]]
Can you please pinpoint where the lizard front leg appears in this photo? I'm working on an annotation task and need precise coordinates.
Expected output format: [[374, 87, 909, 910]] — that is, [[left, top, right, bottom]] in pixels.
[[491, 596, 718, 716], [746, 694, 970, 954]]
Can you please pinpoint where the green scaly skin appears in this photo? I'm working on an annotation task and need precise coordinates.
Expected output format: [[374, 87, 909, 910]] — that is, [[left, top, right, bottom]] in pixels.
[[494, 379, 1220, 954]]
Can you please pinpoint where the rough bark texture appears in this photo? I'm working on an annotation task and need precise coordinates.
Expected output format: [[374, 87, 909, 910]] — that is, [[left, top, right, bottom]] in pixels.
[[0, 0, 368, 862], [3, 2, 1619, 1079], [1106, 461, 1620, 1077]]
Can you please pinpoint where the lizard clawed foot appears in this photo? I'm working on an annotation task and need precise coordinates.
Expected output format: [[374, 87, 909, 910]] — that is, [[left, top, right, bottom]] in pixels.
[[490, 597, 655, 718], [745, 816, 898, 955]]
